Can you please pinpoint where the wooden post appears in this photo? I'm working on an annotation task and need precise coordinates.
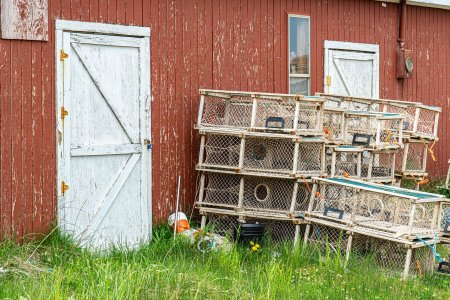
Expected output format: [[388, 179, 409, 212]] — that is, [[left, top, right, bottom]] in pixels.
[[200, 215, 207, 229], [289, 182, 299, 213], [345, 233, 353, 263], [237, 177, 245, 209], [303, 224, 311, 249], [238, 137, 246, 171], [433, 111, 440, 139], [367, 153, 374, 179], [330, 151, 336, 177], [293, 100, 300, 131], [294, 224, 301, 248], [198, 135, 206, 165], [412, 107, 420, 135], [403, 248, 413, 279], [357, 152, 362, 178], [375, 120, 382, 148], [407, 203, 417, 236], [197, 94, 205, 127], [250, 97, 258, 128], [390, 153, 396, 178], [402, 143, 409, 172], [422, 143, 428, 173], [321, 144, 326, 175], [292, 141, 300, 174], [446, 159, 450, 189], [198, 173, 206, 203]]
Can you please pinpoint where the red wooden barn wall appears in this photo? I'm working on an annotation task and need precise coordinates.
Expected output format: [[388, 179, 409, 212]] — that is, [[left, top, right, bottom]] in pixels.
[[0, 0, 449, 237]]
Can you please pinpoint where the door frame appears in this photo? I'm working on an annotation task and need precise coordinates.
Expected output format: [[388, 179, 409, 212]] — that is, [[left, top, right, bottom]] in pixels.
[[323, 40, 379, 98], [55, 20, 152, 235]]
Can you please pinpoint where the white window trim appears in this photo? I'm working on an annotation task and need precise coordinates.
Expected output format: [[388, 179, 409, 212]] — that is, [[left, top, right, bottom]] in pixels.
[[288, 14, 311, 95]]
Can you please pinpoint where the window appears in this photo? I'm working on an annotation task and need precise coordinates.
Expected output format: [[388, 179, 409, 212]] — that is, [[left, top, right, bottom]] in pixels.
[[288, 15, 310, 95]]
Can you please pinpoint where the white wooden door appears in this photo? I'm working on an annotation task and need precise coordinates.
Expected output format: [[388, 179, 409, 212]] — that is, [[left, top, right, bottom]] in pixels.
[[56, 21, 151, 250], [324, 41, 379, 98]]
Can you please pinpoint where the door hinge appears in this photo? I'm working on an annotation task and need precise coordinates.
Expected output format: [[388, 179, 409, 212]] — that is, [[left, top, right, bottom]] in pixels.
[[60, 49, 69, 61], [61, 181, 69, 194], [60, 106, 69, 120], [326, 75, 332, 87]]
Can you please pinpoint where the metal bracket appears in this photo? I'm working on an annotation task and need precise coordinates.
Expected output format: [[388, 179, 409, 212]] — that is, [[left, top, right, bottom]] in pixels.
[[60, 107, 69, 120], [61, 181, 69, 194], [60, 49, 69, 61]]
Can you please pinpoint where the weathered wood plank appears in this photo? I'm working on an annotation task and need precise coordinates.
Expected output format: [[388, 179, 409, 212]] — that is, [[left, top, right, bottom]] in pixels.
[[1, 0, 48, 41]]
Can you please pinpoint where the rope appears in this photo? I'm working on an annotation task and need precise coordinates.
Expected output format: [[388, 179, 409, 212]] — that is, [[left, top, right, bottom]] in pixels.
[[416, 233, 442, 263], [416, 259, 423, 276], [323, 127, 338, 145], [413, 176, 429, 186], [420, 138, 437, 162], [301, 176, 312, 193], [343, 171, 350, 178]]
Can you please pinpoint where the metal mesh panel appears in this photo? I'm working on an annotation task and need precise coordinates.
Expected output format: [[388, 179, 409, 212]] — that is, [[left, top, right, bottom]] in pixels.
[[397, 142, 426, 173], [323, 109, 344, 142], [204, 213, 238, 237], [203, 134, 241, 169], [362, 151, 395, 181], [350, 234, 434, 276], [242, 177, 295, 214], [306, 224, 349, 256], [254, 98, 296, 130], [439, 202, 450, 236], [200, 95, 253, 129], [416, 109, 438, 139], [328, 150, 360, 177], [344, 114, 377, 144], [295, 183, 312, 212], [379, 119, 403, 146], [297, 143, 323, 176], [297, 103, 322, 134], [201, 173, 241, 208], [243, 137, 295, 175], [384, 104, 416, 132]]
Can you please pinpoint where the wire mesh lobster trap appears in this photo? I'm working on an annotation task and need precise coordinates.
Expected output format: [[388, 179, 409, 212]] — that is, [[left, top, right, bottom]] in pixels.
[[343, 111, 404, 149], [301, 220, 437, 278], [318, 93, 441, 140], [396, 139, 430, 176], [198, 131, 325, 178], [201, 212, 299, 243], [196, 172, 313, 218], [305, 177, 445, 241], [439, 200, 450, 237], [361, 149, 397, 183], [197, 90, 324, 135], [326, 146, 363, 178], [323, 108, 345, 143]]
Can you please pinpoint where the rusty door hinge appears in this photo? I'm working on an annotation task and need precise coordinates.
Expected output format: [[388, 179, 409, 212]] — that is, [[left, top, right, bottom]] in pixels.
[[60, 49, 69, 61], [326, 75, 332, 87], [61, 181, 69, 194], [61, 106, 69, 120]]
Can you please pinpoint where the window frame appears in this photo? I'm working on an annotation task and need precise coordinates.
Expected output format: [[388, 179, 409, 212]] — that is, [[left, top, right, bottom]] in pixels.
[[287, 14, 311, 95]]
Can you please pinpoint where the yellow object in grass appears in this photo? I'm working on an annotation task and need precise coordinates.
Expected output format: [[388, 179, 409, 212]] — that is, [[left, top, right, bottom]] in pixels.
[[249, 241, 255, 246], [252, 246, 258, 251]]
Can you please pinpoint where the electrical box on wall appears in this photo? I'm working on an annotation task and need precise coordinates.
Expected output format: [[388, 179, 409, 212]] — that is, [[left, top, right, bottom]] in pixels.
[[397, 48, 413, 79]]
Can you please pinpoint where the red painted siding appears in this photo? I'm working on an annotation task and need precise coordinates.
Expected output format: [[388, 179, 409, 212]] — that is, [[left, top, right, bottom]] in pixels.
[[0, 0, 449, 238]]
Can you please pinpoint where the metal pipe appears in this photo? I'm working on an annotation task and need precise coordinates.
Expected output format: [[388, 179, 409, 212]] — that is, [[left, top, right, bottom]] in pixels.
[[398, 0, 407, 49]]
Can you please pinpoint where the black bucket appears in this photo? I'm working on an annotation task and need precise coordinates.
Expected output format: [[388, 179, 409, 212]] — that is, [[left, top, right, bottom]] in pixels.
[[234, 223, 266, 244]]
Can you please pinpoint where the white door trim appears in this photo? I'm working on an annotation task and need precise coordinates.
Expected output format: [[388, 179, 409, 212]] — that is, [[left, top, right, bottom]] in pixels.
[[324, 40, 380, 99], [55, 21, 152, 246], [56, 20, 150, 37]]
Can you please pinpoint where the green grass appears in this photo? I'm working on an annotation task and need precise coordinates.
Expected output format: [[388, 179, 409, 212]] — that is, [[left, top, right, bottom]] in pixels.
[[1, 226, 449, 300]]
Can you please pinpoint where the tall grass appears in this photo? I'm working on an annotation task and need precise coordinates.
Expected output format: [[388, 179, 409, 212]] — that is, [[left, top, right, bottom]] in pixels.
[[0, 226, 449, 299]]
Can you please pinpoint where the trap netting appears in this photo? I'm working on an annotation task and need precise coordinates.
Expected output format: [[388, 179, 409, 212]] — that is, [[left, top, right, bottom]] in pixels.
[[320, 94, 379, 112], [414, 107, 440, 140], [297, 142, 325, 176], [361, 150, 396, 182], [203, 213, 298, 243], [306, 178, 442, 240], [303, 223, 349, 257], [383, 103, 416, 133], [395, 140, 427, 174], [199, 94, 253, 129], [323, 109, 345, 143], [201, 134, 241, 170], [198, 173, 241, 209], [439, 201, 450, 237], [350, 233, 435, 277], [326, 147, 362, 178], [242, 177, 297, 215], [243, 136, 296, 175], [198, 90, 324, 135], [344, 112, 403, 148]]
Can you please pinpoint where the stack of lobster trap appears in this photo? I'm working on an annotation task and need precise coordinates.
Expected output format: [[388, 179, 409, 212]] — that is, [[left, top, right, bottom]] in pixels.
[[194, 90, 448, 277], [195, 90, 326, 240]]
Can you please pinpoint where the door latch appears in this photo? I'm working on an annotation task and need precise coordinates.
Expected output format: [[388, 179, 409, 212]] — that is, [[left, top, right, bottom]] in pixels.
[[144, 139, 152, 149]]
